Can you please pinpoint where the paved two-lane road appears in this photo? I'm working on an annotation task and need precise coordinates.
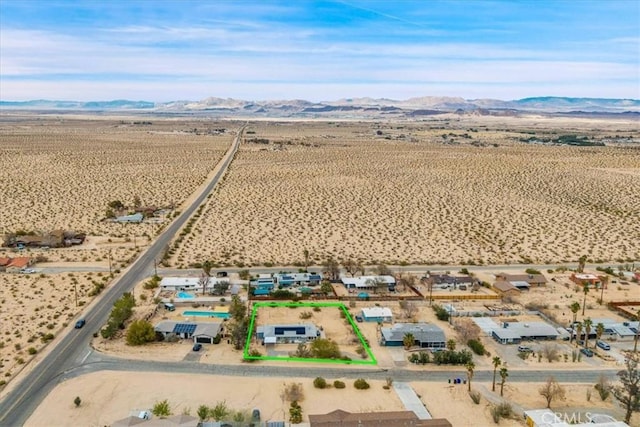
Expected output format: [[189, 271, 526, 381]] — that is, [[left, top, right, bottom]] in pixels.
[[0, 127, 244, 427]]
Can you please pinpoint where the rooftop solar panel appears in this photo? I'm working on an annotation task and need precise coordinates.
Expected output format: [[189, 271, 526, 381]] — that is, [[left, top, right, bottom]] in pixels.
[[173, 323, 197, 334]]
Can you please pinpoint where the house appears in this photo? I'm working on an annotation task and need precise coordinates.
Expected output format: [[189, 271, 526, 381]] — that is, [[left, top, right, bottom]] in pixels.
[[309, 409, 452, 427], [570, 273, 606, 289], [424, 274, 474, 289], [492, 321, 558, 344], [159, 277, 229, 293], [116, 213, 144, 223], [495, 273, 547, 287], [380, 323, 446, 349], [256, 323, 321, 344], [274, 272, 322, 286], [361, 307, 393, 323], [492, 281, 520, 297], [340, 275, 396, 290], [111, 414, 199, 427], [154, 321, 222, 344], [4, 257, 34, 273]]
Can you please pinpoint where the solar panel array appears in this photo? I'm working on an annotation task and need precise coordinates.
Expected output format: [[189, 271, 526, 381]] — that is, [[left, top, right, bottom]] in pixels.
[[173, 323, 197, 334]]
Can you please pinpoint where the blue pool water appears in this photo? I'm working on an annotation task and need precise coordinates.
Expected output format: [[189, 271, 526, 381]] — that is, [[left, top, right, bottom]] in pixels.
[[176, 292, 195, 299], [183, 310, 230, 319]]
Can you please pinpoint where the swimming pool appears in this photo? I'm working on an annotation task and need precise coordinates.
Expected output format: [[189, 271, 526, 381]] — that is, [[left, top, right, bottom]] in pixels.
[[176, 292, 195, 299], [183, 310, 230, 319]]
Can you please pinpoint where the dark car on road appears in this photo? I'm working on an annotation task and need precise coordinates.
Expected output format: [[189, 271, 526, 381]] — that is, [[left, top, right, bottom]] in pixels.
[[74, 319, 86, 329], [580, 348, 594, 357]]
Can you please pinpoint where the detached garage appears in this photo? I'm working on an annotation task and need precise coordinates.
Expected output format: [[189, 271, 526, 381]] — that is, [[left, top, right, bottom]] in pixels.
[[361, 307, 393, 323]]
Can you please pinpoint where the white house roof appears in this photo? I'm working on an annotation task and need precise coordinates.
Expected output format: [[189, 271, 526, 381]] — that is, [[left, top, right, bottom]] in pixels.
[[161, 277, 200, 289], [361, 307, 393, 318], [340, 275, 395, 288], [573, 273, 599, 280], [509, 322, 558, 338], [472, 318, 500, 336]]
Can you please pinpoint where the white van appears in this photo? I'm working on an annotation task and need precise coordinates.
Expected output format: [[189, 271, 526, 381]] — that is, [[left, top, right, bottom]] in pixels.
[[163, 302, 175, 311]]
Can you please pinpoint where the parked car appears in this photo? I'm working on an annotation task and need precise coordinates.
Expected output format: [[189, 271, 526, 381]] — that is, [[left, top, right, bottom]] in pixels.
[[21, 268, 36, 274], [192, 343, 203, 352], [251, 409, 261, 421], [580, 348, 594, 357], [596, 340, 611, 350], [517, 345, 533, 353], [355, 315, 364, 323], [74, 319, 86, 329]]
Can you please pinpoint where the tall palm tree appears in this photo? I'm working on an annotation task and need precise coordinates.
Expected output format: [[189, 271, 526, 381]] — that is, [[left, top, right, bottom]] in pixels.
[[492, 356, 502, 392], [583, 318, 593, 349], [499, 367, 509, 397], [466, 361, 475, 392], [634, 309, 640, 353], [582, 284, 589, 316], [403, 333, 415, 350], [595, 322, 605, 352], [575, 323, 583, 348], [569, 301, 580, 325]]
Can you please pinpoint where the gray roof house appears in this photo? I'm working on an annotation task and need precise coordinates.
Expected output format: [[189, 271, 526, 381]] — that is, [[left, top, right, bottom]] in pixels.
[[381, 323, 446, 349], [492, 321, 558, 344], [257, 323, 321, 344], [154, 321, 222, 343]]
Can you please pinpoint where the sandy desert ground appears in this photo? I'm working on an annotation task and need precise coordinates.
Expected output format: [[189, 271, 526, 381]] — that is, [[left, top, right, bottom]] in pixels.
[[169, 116, 640, 267], [0, 271, 106, 386], [0, 115, 232, 242]]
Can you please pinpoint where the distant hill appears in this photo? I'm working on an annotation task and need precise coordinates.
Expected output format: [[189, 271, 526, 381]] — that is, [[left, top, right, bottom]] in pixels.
[[1, 96, 638, 118]]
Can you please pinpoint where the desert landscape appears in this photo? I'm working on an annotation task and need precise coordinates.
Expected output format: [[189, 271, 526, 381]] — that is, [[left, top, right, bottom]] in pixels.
[[1, 113, 638, 427], [169, 115, 640, 268]]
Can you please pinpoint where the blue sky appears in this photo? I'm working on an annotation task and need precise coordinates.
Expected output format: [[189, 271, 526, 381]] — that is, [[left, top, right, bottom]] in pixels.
[[1, 0, 638, 101]]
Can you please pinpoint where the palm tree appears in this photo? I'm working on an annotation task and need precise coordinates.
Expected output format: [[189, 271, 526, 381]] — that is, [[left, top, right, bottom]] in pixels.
[[447, 339, 456, 351], [466, 361, 475, 392], [575, 323, 583, 348], [492, 356, 502, 392], [582, 284, 589, 316], [403, 333, 415, 350], [583, 318, 593, 349], [569, 301, 580, 325], [578, 255, 587, 273], [595, 322, 605, 352], [499, 367, 509, 397], [634, 309, 640, 353]]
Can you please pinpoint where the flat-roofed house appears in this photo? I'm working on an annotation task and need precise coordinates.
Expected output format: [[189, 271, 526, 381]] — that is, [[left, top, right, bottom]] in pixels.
[[361, 307, 393, 323], [256, 323, 321, 344], [381, 323, 446, 349], [309, 409, 453, 427]]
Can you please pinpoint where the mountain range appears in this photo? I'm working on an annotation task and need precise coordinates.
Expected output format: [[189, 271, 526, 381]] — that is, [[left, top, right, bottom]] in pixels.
[[1, 96, 638, 118]]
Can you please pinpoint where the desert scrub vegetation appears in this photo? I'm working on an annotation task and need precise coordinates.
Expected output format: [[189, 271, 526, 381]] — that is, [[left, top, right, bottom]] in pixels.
[[169, 120, 640, 266]]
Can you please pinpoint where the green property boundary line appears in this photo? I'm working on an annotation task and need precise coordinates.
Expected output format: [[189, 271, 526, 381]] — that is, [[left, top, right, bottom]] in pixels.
[[243, 301, 377, 365]]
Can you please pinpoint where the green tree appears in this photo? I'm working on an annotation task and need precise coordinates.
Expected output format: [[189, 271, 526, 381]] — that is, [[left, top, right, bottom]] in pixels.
[[595, 322, 605, 350], [583, 318, 593, 349], [575, 323, 583, 348], [492, 356, 502, 392], [582, 283, 589, 316], [289, 401, 303, 424], [466, 361, 475, 392], [74, 396, 81, 407], [612, 352, 639, 424], [447, 339, 457, 351], [499, 367, 509, 397], [320, 281, 334, 296], [152, 399, 172, 418], [569, 301, 580, 325], [229, 295, 246, 322], [322, 257, 340, 281], [229, 317, 249, 350], [578, 255, 587, 273], [210, 401, 229, 421], [403, 333, 415, 350], [126, 319, 156, 346], [310, 338, 341, 359], [197, 405, 210, 422]]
